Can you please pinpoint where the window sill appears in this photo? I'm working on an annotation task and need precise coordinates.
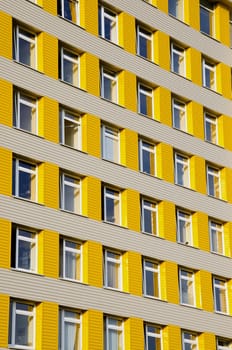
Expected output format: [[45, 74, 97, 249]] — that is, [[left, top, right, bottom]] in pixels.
[[143, 294, 163, 301], [180, 303, 201, 310], [141, 231, 164, 239], [103, 286, 129, 295], [60, 208, 87, 218], [138, 112, 155, 120], [210, 250, 230, 259], [170, 70, 191, 82], [60, 142, 87, 155], [100, 96, 125, 109], [102, 157, 126, 168], [214, 311, 230, 317], [11, 268, 44, 277], [173, 126, 192, 136], [139, 170, 162, 180], [207, 194, 227, 203], [13, 59, 44, 75], [136, 53, 158, 66], [57, 15, 85, 30], [60, 277, 86, 285], [177, 241, 200, 250], [12, 195, 44, 206], [59, 79, 87, 93], [174, 183, 196, 193], [202, 85, 222, 96], [98, 35, 123, 50], [25, 0, 42, 8], [103, 220, 128, 230], [200, 30, 220, 44], [13, 126, 44, 140], [204, 139, 224, 149]]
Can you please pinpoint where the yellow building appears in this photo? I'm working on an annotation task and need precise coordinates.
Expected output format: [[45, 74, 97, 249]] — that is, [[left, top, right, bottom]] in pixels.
[[0, 0, 232, 349]]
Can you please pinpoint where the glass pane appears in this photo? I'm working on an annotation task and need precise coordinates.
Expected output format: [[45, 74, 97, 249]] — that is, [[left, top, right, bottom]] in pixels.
[[18, 240, 31, 270], [200, 7, 213, 35], [19, 170, 32, 199], [63, 0, 77, 22], [64, 58, 78, 85], [19, 37, 34, 67], [64, 119, 79, 148], [20, 102, 35, 132], [64, 321, 80, 350], [139, 34, 152, 60], [15, 313, 33, 346]]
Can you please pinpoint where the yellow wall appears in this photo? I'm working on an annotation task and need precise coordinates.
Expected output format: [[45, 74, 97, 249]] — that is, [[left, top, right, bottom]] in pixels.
[[118, 13, 136, 54], [155, 32, 170, 70], [38, 162, 59, 208], [198, 332, 216, 349], [82, 114, 101, 157], [161, 261, 179, 303], [38, 97, 59, 143], [192, 212, 209, 251], [0, 219, 11, 268], [185, 0, 200, 30], [187, 102, 204, 139], [221, 167, 232, 203], [122, 189, 140, 231], [124, 317, 144, 349], [120, 129, 138, 171], [83, 310, 103, 350], [156, 143, 174, 183], [158, 201, 176, 242], [220, 115, 232, 151], [82, 176, 101, 220], [80, 0, 98, 35], [118, 70, 137, 112], [38, 230, 59, 278], [0, 12, 12, 59], [38, 33, 58, 79], [190, 156, 206, 194], [195, 270, 213, 311], [0, 79, 12, 127], [215, 3, 230, 46], [40, 0, 57, 15], [155, 87, 172, 126], [186, 48, 202, 85], [163, 325, 181, 350], [224, 222, 232, 258], [216, 63, 231, 99], [0, 148, 12, 196], [0, 294, 9, 348], [36, 302, 58, 350], [83, 241, 102, 287], [123, 251, 142, 296], [80, 53, 100, 96]]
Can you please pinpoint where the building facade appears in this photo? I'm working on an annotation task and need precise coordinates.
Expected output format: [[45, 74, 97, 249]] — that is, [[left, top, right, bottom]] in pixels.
[[0, 0, 232, 349]]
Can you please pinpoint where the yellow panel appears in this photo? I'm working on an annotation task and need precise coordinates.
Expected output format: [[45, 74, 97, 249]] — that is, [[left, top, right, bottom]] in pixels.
[[156, 143, 174, 183], [124, 317, 144, 349], [82, 310, 103, 350], [228, 279, 232, 315], [219, 115, 232, 151], [216, 63, 231, 99], [155, 0, 168, 13], [83, 241, 102, 287], [118, 70, 137, 112], [162, 325, 181, 350], [161, 261, 179, 303], [0, 11, 12, 59], [80, 0, 98, 35], [154, 31, 170, 70], [158, 201, 176, 241], [82, 114, 101, 157], [38, 97, 59, 143], [36, 302, 58, 350], [38, 33, 58, 79], [215, 3, 230, 46], [41, 0, 57, 15], [38, 230, 59, 278], [155, 87, 172, 126], [0, 294, 9, 348], [80, 53, 100, 96], [121, 189, 140, 231], [221, 167, 232, 204], [187, 102, 204, 139], [0, 219, 11, 268], [195, 270, 213, 311], [185, 0, 200, 30], [123, 251, 142, 296], [118, 12, 136, 54], [120, 129, 139, 171], [0, 79, 13, 127], [38, 162, 59, 208], [192, 212, 209, 251], [198, 332, 216, 349], [0, 147, 12, 196], [224, 222, 232, 258], [190, 156, 206, 194], [82, 176, 101, 220], [186, 48, 202, 86]]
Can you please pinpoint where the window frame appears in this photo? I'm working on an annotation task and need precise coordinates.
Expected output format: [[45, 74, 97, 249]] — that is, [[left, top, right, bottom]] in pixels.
[[13, 158, 37, 202], [144, 323, 162, 350], [60, 172, 81, 214], [138, 82, 154, 118], [14, 25, 37, 69], [213, 277, 228, 314], [60, 47, 79, 87], [179, 268, 195, 306], [102, 124, 120, 163], [103, 186, 121, 225], [202, 58, 216, 90], [143, 258, 160, 299], [137, 25, 153, 61], [209, 220, 224, 255], [206, 165, 221, 198], [204, 111, 218, 144], [58, 0, 79, 24], [104, 249, 122, 290], [60, 108, 81, 150], [139, 139, 156, 176], [168, 0, 184, 21], [172, 98, 187, 132], [99, 6, 118, 43], [182, 331, 198, 350], [217, 337, 232, 350], [141, 198, 158, 236], [101, 66, 118, 103], [14, 226, 37, 273], [105, 316, 124, 350], [175, 153, 190, 187], [171, 43, 185, 76], [176, 209, 192, 245], [59, 308, 81, 350], [200, 1, 215, 37], [14, 90, 38, 134], [60, 238, 82, 281]]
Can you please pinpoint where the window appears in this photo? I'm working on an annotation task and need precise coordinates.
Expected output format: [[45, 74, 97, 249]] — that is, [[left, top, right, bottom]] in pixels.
[[176, 210, 192, 245], [204, 112, 218, 144], [138, 83, 153, 118], [202, 58, 216, 90], [101, 67, 118, 103], [172, 98, 187, 131], [60, 47, 79, 86], [9, 300, 35, 349], [99, 6, 117, 43], [171, 43, 185, 76], [60, 173, 81, 213], [104, 316, 123, 350], [60, 108, 81, 149], [59, 308, 81, 350], [200, 0, 214, 36], [12, 158, 37, 201], [13, 91, 37, 134], [102, 125, 120, 163], [182, 331, 198, 350], [230, 12, 232, 48], [104, 250, 122, 290], [60, 238, 81, 281], [141, 198, 158, 235], [137, 25, 152, 60], [209, 220, 224, 255], [168, 0, 184, 20], [213, 277, 228, 314], [179, 268, 195, 306], [217, 338, 232, 350], [11, 226, 37, 272], [58, 0, 78, 24], [14, 25, 36, 68], [144, 324, 162, 350], [103, 187, 121, 225], [139, 139, 156, 176], [143, 259, 160, 298], [207, 165, 221, 198], [175, 153, 190, 187]]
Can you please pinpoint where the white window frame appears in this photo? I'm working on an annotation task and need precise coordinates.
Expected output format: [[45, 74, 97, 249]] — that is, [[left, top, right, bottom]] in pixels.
[[200, 1, 215, 37], [102, 125, 120, 163], [101, 67, 118, 103], [213, 277, 228, 314], [61, 238, 82, 281], [61, 47, 79, 86], [139, 139, 156, 176], [60, 108, 81, 150], [171, 43, 185, 76], [202, 58, 216, 90], [175, 153, 190, 187], [172, 98, 187, 131], [143, 259, 160, 298], [59, 0, 79, 24], [204, 112, 218, 144], [13, 158, 37, 201], [103, 186, 121, 225], [9, 300, 35, 350], [168, 0, 184, 20], [14, 25, 36, 68], [137, 25, 153, 60], [179, 268, 195, 306], [217, 338, 232, 350], [177, 210, 192, 245], [207, 165, 221, 198], [14, 91, 37, 134], [15, 227, 37, 272], [145, 324, 162, 350], [99, 6, 118, 43], [59, 308, 81, 350], [60, 173, 81, 214], [182, 331, 198, 350], [138, 83, 153, 118], [105, 316, 124, 350], [141, 198, 158, 235], [209, 220, 224, 255], [104, 250, 122, 290]]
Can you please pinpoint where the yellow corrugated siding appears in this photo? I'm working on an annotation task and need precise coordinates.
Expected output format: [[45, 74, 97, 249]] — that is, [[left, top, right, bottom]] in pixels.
[[38, 97, 59, 143], [41, 0, 57, 15], [156, 143, 174, 183], [120, 129, 138, 171], [82, 114, 101, 157], [0, 11, 12, 59], [228, 279, 232, 315], [216, 63, 231, 99], [162, 325, 181, 350], [80, 0, 98, 35], [0, 147, 12, 196], [123, 251, 142, 296], [190, 156, 206, 194], [195, 270, 213, 311], [82, 176, 101, 220], [83, 310, 103, 350], [83, 241, 103, 287], [155, 87, 172, 126], [38, 230, 59, 278], [38, 162, 59, 208], [80, 53, 100, 96], [118, 70, 137, 112], [158, 201, 176, 242], [187, 101, 204, 140], [121, 189, 140, 231], [154, 31, 170, 70], [219, 115, 232, 151], [221, 167, 232, 204], [186, 48, 202, 86], [215, 3, 230, 46], [36, 302, 58, 350], [224, 222, 232, 258], [0, 294, 9, 348], [118, 13, 136, 54], [38, 33, 58, 79], [185, 0, 200, 30], [161, 262, 179, 304], [0, 219, 11, 268], [0, 79, 12, 127], [124, 317, 144, 349], [192, 212, 209, 251], [198, 332, 216, 349], [156, 0, 168, 13]]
